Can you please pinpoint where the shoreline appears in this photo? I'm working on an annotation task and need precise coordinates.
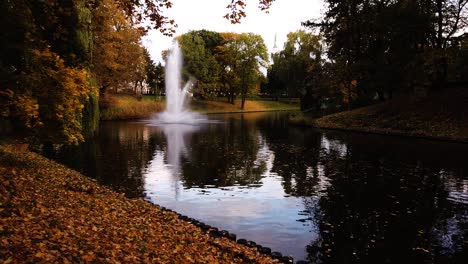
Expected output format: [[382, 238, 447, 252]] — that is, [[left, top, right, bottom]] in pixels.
[[101, 108, 300, 121], [293, 121, 468, 144], [0, 146, 292, 263], [289, 88, 468, 144]]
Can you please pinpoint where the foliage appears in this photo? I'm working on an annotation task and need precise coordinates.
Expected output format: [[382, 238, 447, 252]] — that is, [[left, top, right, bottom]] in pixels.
[[20, 48, 92, 144], [215, 32, 269, 108], [145, 50, 165, 96], [267, 30, 329, 110], [177, 30, 223, 98], [302, 0, 468, 105], [224, 0, 276, 23], [0, 0, 277, 144], [92, 0, 147, 95], [176, 31, 268, 107], [0, 0, 98, 144]]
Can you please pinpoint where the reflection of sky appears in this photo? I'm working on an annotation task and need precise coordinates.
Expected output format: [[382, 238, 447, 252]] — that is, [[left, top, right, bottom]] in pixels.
[[140, 119, 468, 261], [143, 128, 318, 259]]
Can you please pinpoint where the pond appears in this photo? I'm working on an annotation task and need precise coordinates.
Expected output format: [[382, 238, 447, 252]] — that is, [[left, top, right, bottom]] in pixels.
[[47, 112, 468, 263]]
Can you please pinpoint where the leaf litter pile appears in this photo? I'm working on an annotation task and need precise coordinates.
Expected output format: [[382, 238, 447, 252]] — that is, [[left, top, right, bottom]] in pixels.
[[0, 146, 277, 263]]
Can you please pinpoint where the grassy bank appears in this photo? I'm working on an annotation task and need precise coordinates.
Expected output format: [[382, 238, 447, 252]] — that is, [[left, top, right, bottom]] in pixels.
[[0, 146, 277, 263], [100, 95, 165, 120], [101, 94, 299, 120], [290, 88, 468, 142], [191, 99, 299, 114]]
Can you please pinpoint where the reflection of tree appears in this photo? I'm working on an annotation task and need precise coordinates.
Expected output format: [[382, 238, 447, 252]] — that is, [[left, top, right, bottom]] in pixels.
[[302, 133, 467, 263], [257, 115, 328, 196], [258, 115, 468, 263], [181, 115, 266, 188], [52, 122, 163, 198]]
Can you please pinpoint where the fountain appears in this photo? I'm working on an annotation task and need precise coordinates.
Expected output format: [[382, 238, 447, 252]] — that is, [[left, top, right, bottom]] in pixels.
[[156, 41, 206, 124]]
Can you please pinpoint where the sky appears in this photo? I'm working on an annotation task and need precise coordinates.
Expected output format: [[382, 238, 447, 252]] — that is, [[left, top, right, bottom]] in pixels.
[[142, 0, 325, 64]]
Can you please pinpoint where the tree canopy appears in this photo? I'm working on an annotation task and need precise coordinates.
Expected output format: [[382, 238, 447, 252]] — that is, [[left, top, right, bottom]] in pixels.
[[266, 0, 468, 113], [176, 30, 268, 108]]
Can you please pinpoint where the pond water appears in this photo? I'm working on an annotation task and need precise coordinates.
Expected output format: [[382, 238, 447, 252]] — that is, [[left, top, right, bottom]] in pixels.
[[48, 112, 468, 263]]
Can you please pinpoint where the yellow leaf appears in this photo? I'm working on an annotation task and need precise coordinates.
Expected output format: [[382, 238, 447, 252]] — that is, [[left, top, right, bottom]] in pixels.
[[35, 252, 45, 258]]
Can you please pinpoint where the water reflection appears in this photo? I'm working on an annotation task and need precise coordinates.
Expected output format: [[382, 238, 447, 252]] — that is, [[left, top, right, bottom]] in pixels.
[[49, 113, 468, 263]]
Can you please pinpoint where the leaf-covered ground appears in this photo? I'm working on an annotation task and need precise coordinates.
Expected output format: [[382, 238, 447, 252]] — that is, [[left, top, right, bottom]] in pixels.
[[291, 88, 468, 142], [0, 146, 278, 263]]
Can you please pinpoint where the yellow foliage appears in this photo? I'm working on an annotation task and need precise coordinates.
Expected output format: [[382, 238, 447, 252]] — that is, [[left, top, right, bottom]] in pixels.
[[12, 48, 93, 144], [340, 79, 358, 105], [14, 95, 41, 128]]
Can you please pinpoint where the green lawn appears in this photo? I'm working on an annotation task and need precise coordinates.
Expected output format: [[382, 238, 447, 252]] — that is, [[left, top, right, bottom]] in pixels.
[[101, 94, 299, 120]]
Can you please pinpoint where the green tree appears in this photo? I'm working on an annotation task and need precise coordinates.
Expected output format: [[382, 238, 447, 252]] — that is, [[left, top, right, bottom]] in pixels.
[[236, 33, 269, 109], [217, 33, 268, 108], [177, 30, 223, 98], [146, 55, 165, 96], [267, 30, 326, 111]]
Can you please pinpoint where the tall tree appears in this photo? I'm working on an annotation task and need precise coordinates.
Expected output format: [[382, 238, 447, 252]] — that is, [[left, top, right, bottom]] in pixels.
[[92, 0, 147, 95], [177, 30, 223, 98], [267, 30, 326, 110], [0, 0, 96, 144], [217, 33, 268, 108]]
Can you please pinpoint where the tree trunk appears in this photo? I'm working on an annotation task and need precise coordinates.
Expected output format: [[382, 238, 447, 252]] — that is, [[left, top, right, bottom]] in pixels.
[[230, 93, 235, 104]]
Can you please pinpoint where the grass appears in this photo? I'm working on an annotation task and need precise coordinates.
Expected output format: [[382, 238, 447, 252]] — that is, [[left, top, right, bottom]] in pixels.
[[0, 145, 277, 263], [191, 99, 299, 114], [100, 95, 165, 120], [290, 87, 468, 142], [101, 94, 299, 120]]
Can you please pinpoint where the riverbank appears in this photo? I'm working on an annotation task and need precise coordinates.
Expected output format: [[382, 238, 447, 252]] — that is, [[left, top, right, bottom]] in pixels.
[[100, 95, 166, 120], [290, 88, 468, 142], [0, 146, 278, 263], [191, 99, 299, 114], [100, 94, 299, 120]]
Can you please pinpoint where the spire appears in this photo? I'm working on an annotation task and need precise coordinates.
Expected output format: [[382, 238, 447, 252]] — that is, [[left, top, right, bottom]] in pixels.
[[273, 33, 278, 50]]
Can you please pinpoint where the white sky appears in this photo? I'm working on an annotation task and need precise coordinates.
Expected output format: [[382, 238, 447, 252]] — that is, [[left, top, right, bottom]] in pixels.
[[142, 0, 325, 64]]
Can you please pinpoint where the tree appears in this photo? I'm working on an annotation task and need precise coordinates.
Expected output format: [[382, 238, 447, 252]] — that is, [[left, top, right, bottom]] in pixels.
[[216, 32, 243, 104], [177, 30, 223, 98], [147, 57, 165, 96], [92, 0, 147, 95], [236, 33, 269, 109], [216, 33, 268, 108], [267, 30, 326, 111], [303, 0, 468, 104], [0, 0, 97, 144]]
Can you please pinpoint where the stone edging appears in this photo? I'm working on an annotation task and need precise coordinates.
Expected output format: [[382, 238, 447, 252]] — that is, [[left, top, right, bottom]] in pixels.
[[151, 203, 311, 264]]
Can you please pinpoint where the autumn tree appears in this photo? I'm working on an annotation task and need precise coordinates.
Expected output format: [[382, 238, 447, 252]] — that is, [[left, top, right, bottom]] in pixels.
[[92, 0, 147, 95], [304, 0, 468, 104], [0, 0, 97, 144]]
